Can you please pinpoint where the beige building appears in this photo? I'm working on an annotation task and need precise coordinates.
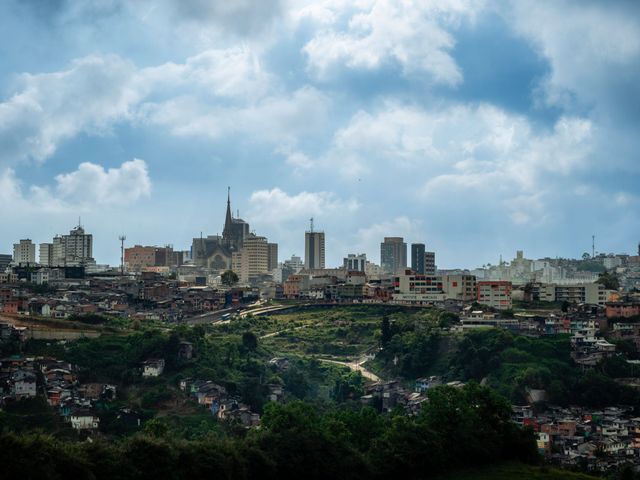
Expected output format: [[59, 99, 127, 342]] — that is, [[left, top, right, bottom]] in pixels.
[[535, 282, 607, 306], [232, 234, 269, 282], [443, 275, 477, 302]]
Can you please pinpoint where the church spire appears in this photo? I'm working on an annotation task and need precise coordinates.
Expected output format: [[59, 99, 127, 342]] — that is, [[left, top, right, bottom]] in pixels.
[[223, 186, 233, 243]]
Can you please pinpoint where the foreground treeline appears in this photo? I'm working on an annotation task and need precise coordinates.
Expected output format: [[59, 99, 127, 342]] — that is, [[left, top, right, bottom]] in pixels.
[[0, 384, 537, 480]]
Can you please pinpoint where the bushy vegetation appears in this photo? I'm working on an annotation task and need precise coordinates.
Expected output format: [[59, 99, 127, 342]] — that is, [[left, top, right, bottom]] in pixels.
[[0, 384, 538, 480]]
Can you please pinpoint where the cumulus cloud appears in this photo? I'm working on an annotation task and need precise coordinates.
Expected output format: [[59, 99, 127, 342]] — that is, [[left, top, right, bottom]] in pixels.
[[314, 102, 593, 226], [0, 55, 139, 165], [0, 47, 313, 167], [300, 0, 481, 84], [506, 0, 640, 120], [247, 187, 359, 225], [0, 159, 151, 211], [141, 86, 331, 144]]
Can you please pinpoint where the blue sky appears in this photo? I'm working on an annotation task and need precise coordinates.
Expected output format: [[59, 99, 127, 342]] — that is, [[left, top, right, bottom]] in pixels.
[[1, 0, 639, 268]]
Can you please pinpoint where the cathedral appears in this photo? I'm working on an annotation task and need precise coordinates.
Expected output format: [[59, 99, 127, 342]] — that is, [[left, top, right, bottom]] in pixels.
[[191, 189, 249, 271]]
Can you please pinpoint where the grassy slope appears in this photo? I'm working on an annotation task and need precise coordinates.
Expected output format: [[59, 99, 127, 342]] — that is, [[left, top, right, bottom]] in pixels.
[[436, 463, 598, 480]]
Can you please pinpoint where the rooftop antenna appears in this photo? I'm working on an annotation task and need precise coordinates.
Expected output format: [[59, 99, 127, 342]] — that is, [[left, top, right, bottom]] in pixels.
[[592, 235, 595, 258], [118, 235, 126, 276], [309, 217, 314, 233]]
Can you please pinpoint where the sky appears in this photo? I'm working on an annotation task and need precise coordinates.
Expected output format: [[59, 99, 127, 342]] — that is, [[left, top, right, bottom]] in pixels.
[[0, 0, 639, 269]]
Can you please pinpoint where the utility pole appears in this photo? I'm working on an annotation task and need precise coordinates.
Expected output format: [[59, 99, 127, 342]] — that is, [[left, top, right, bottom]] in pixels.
[[592, 235, 595, 258], [119, 235, 126, 276]]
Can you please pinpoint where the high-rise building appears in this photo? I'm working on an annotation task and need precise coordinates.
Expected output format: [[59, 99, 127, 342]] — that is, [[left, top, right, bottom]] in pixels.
[[380, 237, 407, 273], [267, 243, 278, 271], [60, 225, 93, 266], [13, 239, 36, 265], [39, 243, 53, 266], [232, 234, 269, 282], [344, 254, 366, 272], [425, 251, 436, 275], [411, 243, 425, 274], [304, 219, 325, 270]]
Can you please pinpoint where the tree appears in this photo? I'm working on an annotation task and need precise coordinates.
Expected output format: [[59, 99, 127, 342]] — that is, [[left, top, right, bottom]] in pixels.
[[221, 270, 239, 286], [597, 271, 620, 290], [242, 331, 258, 352], [380, 316, 392, 347]]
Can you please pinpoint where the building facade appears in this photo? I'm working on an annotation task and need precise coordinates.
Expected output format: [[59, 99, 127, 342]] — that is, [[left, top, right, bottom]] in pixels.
[[411, 243, 425, 274], [344, 254, 366, 272], [267, 243, 278, 271], [305, 229, 325, 270], [381, 237, 407, 274], [477, 281, 513, 310], [13, 239, 36, 265], [425, 251, 436, 275]]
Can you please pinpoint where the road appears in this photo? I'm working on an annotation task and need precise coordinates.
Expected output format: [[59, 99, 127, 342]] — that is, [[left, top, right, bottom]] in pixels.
[[317, 356, 381, 382]]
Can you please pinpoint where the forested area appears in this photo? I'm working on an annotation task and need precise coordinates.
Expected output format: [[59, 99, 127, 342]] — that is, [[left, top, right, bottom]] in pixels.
[[0, 384, 538, 480]]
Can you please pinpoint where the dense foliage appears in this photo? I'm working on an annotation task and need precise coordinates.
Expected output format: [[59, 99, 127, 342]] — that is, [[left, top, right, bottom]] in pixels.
[[0, 384, 538, 480]]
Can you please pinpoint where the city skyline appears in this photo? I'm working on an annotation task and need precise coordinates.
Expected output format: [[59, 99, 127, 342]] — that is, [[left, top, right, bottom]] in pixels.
[[0, 1, 638, 268]]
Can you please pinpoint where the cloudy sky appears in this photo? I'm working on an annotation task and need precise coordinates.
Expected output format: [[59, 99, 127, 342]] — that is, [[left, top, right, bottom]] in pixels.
[[1, 0, 639, 268]]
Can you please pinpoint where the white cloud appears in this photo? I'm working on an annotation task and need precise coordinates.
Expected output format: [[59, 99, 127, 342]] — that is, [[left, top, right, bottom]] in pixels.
[[314, 102, 593, 226], [506, 1, 640, 117], [141, 86, 331, 145], [54, 158, 151, 206], [300, 0, 482, 84], [247, 187, 359, 226], [0, 159, 151, 212], [0, 55, 139, 165]]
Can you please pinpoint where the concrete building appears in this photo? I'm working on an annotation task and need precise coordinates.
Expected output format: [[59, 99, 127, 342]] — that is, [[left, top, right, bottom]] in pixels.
[[381, 237, 407, 274], [39, 243, 53, 266], [477, 281, 513, 310], [13, 239, 36, 265], [425, 251, 436, 275], [443, 275, 477, 302], [0, 254, 11, 272], [44, 224, 94, 267], [392, 269, 445, 303], [532, 282, 607, 306], [305, 221, 325, 270], [232, 234, 269, 283], [267, 243, 278, 271], [125, 245, 176, 271], [411, 243, 425, 274], [344, 254, 366, 272]]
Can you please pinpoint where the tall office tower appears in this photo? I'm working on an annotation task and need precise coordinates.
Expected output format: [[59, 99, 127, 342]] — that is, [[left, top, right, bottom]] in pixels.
[[267, 243, 278, 271], [425, 251, 436, 275], [380, 237, 407, 273], [13, 239, 36, 265], [39, 243, 53, 266], [304, 218, 325, 270], [60, 224, 93, 266], [411, 243, 426, 274], [343, 253, 367, 272], [231, 234, 269, 282]]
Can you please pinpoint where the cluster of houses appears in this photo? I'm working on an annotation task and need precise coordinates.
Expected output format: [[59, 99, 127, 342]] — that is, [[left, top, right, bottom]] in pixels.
[[514, 405, 640, 472], [179, 378, 262, 427], [0, 272, 260, 323], [0, 356, 116, 432], [360, 377, 465, 415]]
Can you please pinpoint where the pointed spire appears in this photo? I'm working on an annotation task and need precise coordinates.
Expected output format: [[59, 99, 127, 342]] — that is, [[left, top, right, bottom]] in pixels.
[[223, 187, 233, 244]]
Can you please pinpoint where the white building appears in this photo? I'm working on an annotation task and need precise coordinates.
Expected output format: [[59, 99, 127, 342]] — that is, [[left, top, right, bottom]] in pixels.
[[70, 411, 100, 430], [142, 358, 165, 377], [344, 253, 366, 272], [231, 234, 269, 282], [13, 239, 36, 265]]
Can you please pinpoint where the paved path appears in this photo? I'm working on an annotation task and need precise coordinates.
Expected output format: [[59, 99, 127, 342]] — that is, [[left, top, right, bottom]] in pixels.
[[317, 356, 381, 382]]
